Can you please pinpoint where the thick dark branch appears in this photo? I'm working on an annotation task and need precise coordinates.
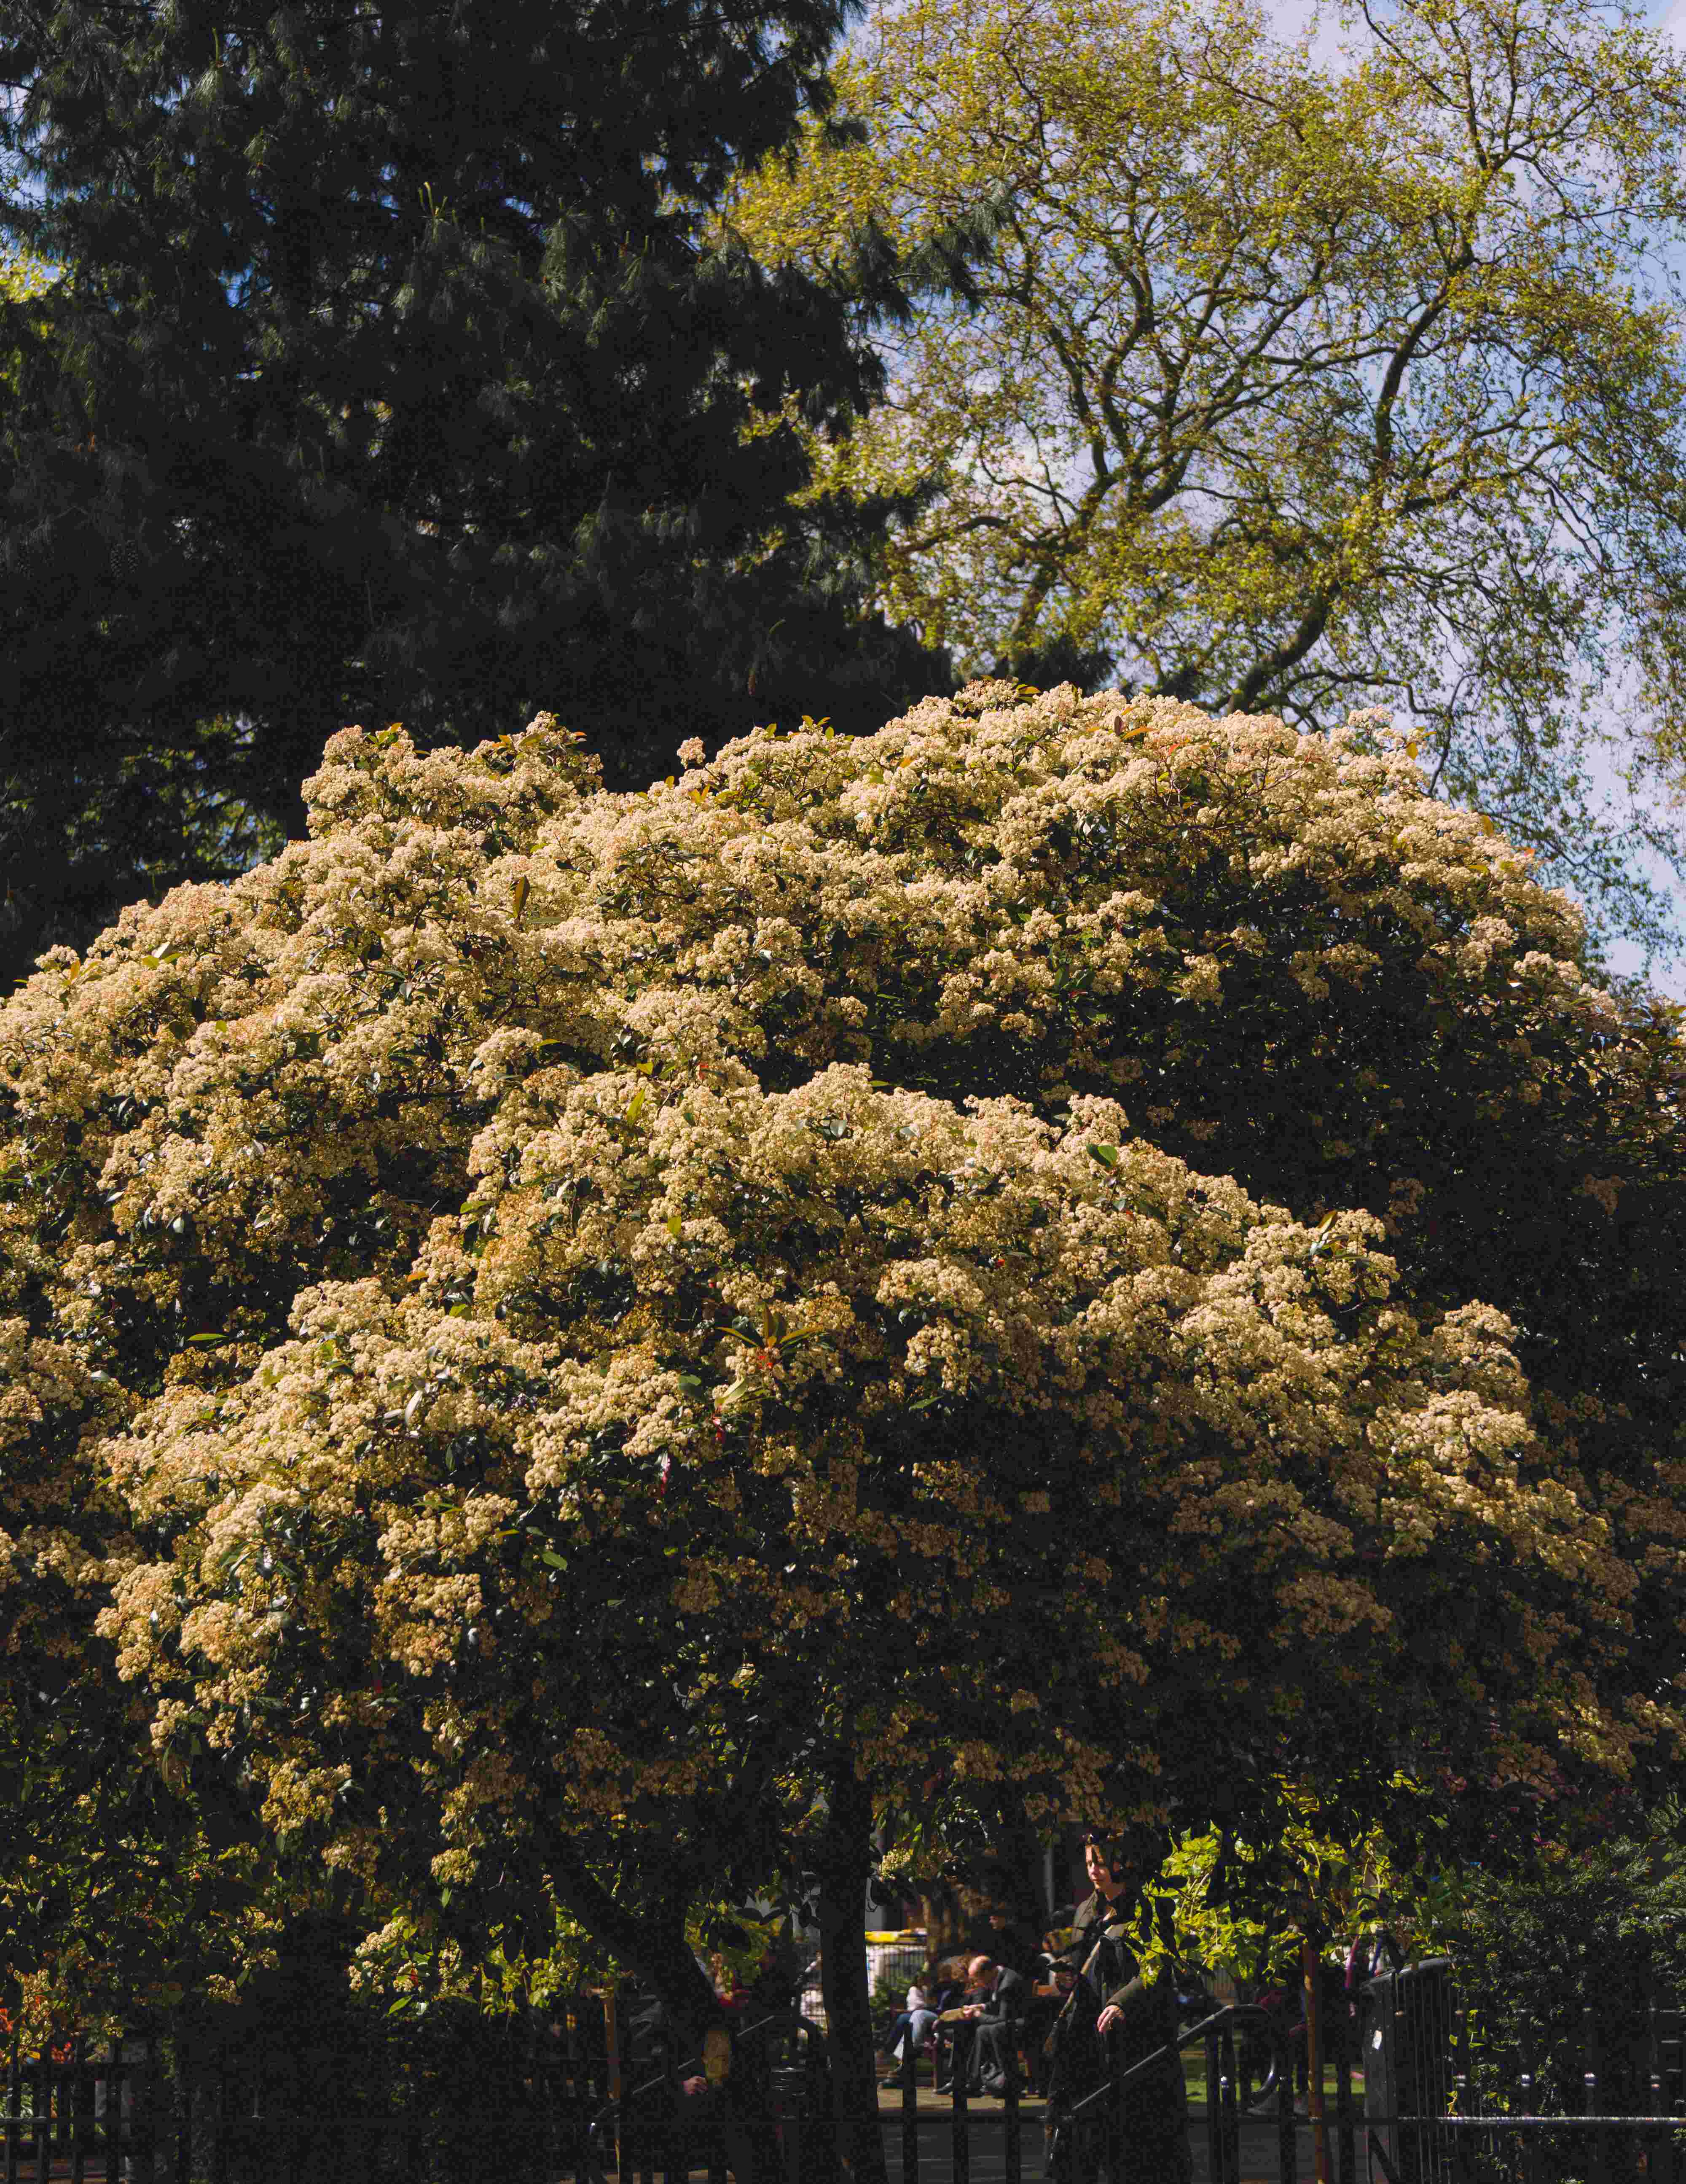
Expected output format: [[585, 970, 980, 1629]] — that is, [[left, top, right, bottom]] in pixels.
[[1004, 461, 1120, 659], [1372, 266, 1467, 474], [1227, 585, 1340, 715]]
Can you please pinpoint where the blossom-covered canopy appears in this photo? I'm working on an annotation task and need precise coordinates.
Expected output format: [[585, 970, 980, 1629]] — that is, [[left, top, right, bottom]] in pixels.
[[1, 680, 1677, 2011]]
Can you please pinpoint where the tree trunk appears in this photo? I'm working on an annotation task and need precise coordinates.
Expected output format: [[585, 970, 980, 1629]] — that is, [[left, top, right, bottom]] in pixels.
[[915, 1885, 967, 1959], [816, 1749, 889, 2184]]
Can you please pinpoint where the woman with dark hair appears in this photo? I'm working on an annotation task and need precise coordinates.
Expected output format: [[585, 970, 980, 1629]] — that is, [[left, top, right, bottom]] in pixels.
[[1043, 1833, 1191, 2184]]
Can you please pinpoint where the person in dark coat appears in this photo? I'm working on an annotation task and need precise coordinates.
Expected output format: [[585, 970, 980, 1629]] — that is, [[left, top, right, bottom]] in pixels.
[[624, 1987, 780, 2184], [959, 1955, 1031, 2095], [1043, 1834, 1191, 2184], [923, 1959, 968, 2092]]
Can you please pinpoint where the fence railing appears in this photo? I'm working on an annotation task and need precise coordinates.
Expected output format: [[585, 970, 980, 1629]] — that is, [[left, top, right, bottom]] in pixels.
[[1361, 1961, 1686, 2184], [800, 1940, 926, 2036], [16, 1974, 1686, 2184], [0, 1993, 609, 2184], [596, 2002, 1299, 2184], [0, 2032, 154, 2183]]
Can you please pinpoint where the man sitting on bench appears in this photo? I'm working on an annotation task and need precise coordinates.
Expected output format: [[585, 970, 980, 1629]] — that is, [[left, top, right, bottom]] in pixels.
[[957, 1956, 1029, 2097]]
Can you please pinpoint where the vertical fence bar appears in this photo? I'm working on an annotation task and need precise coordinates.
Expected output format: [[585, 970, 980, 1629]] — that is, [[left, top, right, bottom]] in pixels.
[[210, 2048, 229, 2184], [118, 2032, 133, 2184], [1517, 2008, 1540, 2184], [1628, 2011, 1653, 2184], [899, 2017, 919, 2184], [1105, 2027, 1124, 2184], [606, 1986, 623, 2120], [68, 2032, 86, 2184], [137, 2032, 158, 2184], [170, 2026, 190, 2184], [950, 2024, 971, 2184], [1418, 1965, 1439, 2184], [1584, 2003, 1608, 2184], [707, 2107, 727, 2184], [1649, 2001, 1669, 2184], [33, 2045, 48, 2184], [784, 2078, 800, 2184], [1277, 2021, 1297, 2184], [610, 1997, 628, 2184], [587, 1992, 603, 2108], [289, 2037, 306, 2184], [1656, 2002, 1683, 2184], [801, 2017, 829, 2184], [101, 2036, 119, 2184], [1002, 2025, 1020, 2184], [1332, 1996, 1356, 2184], [1219, 2021, 1240, 2184], [1450, 1992, 1470, 2184], [635, 2056, 652, 2184], [1394, 1970, 1418, 2184], [3, 2033, 17, 2184], [123, 2033, 140, 2184], [1305, 1942, 1328, 2184], [1204, 2032, 1223, 2184]]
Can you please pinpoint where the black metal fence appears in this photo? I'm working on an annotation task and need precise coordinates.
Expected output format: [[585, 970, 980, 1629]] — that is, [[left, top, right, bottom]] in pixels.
[[597, 2004, 1299, 2184], [15, 1973, 1686, 2184], [0, 1994, 610, 2184], [1361, 1958, 1686, 2184], [0, 2002, 1315, 2184]]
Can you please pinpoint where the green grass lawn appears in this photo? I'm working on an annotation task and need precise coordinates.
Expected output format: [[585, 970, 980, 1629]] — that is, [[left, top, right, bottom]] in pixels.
[[1179, 2054, 1366, 2106]]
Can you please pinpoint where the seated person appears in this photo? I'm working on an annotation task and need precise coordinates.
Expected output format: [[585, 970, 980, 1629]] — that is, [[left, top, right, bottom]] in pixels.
[[921, 1959, 971, 2091], [625, 1989, 779, 2184], [958, 1955, 1030, 2096], [879, 1974, 940, 2084]]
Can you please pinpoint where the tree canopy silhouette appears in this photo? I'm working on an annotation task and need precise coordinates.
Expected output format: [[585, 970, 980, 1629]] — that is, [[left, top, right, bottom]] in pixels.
[[0, 0, 1006, 987]]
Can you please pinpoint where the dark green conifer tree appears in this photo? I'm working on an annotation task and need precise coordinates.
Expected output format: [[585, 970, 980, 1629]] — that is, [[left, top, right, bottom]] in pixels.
[[0, 0, 1004, 985]]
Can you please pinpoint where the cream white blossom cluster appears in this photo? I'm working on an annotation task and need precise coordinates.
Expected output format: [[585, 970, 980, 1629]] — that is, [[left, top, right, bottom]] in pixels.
[[0, 685, 1675, 1962], [86, 1074, 1634, 1881]]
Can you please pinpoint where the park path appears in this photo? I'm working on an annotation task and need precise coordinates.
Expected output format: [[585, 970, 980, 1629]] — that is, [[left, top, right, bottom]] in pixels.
[[864, 2084, 1319, 2184]]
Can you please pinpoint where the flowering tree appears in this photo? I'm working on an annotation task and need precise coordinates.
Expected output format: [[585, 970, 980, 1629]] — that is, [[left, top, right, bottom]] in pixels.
[[1, 683, 1679, 2146]]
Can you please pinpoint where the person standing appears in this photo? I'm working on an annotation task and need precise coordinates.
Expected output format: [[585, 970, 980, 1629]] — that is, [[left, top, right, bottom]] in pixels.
[[624, 1988, 780, 2184], [1044, 1834, 1191, 2184]]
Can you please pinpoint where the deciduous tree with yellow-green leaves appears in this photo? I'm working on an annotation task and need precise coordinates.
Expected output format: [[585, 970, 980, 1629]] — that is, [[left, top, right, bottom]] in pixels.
[[721, 0, 1686, 956]]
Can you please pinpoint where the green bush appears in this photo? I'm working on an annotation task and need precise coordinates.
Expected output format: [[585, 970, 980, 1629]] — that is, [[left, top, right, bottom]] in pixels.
[[872, 1966, 911, 2033], [1430, 1802, 1686, 2183], [164, 1915, 576, 2184]]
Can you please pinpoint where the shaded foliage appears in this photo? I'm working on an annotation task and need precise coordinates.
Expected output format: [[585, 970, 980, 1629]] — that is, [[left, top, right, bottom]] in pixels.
[[0, 0, 1008, 986]]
